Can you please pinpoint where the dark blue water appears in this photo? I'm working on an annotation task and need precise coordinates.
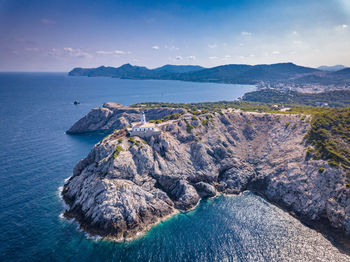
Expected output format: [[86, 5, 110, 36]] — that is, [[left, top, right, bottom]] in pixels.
[[0, 73, 348, 261]]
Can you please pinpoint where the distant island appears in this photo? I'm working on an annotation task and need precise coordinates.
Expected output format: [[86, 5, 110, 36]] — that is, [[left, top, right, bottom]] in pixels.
[[69, 63, 350, 92]]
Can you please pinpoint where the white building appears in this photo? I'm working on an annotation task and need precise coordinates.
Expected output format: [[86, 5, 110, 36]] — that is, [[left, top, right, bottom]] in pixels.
[[128, 112, 161, 138]]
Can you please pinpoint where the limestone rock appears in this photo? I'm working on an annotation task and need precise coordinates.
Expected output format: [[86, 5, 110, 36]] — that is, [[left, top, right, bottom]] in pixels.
[[63, 107, 350, 241]]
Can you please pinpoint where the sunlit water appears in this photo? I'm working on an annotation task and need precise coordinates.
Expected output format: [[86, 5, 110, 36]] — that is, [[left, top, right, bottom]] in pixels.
[[0, 73, 348, 261]]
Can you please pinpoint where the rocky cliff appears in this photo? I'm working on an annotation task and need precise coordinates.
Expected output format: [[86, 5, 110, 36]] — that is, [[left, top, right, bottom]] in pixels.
[[66, 102, 185, 134], [62, 106, 350, 242]]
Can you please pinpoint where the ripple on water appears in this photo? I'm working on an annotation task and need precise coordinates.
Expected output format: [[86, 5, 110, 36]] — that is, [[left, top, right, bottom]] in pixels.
[[60, 192, 350, 261]]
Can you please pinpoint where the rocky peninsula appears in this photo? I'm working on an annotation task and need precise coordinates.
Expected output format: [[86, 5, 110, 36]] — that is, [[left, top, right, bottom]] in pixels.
[[62, 102, 350, 244]]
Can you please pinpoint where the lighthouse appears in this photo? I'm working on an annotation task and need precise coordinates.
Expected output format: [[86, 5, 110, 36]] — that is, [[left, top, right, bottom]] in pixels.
[[141, 111, 146, 125], [128, 111, 161, 138]]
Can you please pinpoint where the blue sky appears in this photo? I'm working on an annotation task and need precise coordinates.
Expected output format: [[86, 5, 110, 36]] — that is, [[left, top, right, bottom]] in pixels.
[[1, 0, 350, 71]]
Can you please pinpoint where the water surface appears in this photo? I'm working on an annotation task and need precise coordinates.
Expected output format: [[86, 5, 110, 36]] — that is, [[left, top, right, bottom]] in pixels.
[[0, 73, 348, 261]]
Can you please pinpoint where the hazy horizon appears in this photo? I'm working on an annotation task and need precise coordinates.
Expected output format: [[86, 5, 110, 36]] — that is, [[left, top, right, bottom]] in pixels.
[[0, 62, 348, 73], [1, 0, 350, 71]]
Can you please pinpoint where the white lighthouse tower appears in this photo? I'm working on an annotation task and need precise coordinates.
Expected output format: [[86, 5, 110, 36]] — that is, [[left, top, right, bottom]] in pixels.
[[128, 110, 161, 138], [141, 111, 146, 125]]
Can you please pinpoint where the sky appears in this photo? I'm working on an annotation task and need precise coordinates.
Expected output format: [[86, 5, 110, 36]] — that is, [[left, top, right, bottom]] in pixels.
[[0, 0, 350, 71]]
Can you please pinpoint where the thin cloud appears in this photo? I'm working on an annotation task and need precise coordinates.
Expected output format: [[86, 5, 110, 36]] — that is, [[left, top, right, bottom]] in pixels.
[[209, 56, 218, 60], [208, 43, 217, 48], [41, 18, 56, 25], [63, 47, 92, 58], [63, 47, 73, 52], [114, 50, 126, 54], [96, 50, 129, 55], [187, 55, 196, 60], [241, 31, 252, 36], [335, 24, 348, 31], [152, 45, 160, 50], [25, 47, 40, 52], [223, 55, 231, 60], [175, 56, 183, 60], [165, 45, 179, 51], [272, 50, 280, 55]]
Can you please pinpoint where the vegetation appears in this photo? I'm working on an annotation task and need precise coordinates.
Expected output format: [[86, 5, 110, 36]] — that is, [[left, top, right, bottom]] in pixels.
[[148, 112, 183, 124], [118, 138, 123, 144], [304, 108, 350, 177], [113, 145, 124, 159], [201, 119, 208, 126], [70, 63, 350, 86], [128, 136, 136, 144], [132, 100, 350, 116], [132, 99, 350, 180], [186, 124, 193, 133], [242, 89, 350, 108]]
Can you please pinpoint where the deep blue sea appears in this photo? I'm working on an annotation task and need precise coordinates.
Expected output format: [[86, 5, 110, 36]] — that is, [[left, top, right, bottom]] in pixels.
[[0, 73, 348, 261]]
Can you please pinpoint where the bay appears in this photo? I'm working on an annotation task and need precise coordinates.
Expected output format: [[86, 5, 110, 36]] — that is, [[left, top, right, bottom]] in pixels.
[[0, 73, 347, 261]]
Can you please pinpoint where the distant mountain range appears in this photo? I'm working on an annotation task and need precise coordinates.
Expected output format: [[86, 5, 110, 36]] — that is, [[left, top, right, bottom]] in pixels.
[[317, 65, 347, 71], [69, 63, 350, 87]]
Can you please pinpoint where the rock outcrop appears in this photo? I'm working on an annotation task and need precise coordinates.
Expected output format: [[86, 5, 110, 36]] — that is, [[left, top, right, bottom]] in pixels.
[[62, 106, 350, 241], [66, 102, 185, 134]]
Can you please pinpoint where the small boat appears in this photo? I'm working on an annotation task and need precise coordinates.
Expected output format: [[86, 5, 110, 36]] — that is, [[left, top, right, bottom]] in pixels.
[[73, 100, 80, 105]]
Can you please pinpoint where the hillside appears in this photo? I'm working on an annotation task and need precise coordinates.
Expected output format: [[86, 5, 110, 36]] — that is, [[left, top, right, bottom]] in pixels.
[[63, 103, 350, 242], [68, 62, 350, 88], [242, 89, 350, 107], [318, 65, 347, 71]]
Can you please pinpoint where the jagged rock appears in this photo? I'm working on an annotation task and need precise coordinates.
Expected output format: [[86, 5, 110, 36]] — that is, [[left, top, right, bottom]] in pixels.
[[62, 106, 350, 241], [66, 103, 185, 134], [194, 182, 216, 198]]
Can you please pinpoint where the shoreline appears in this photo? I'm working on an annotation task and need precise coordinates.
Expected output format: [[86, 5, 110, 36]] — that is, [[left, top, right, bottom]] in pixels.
[[59, 184, 350, 254]]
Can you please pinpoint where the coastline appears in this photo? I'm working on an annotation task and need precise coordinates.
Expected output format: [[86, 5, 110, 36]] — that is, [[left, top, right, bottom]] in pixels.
[[59, 183, 350, 255]]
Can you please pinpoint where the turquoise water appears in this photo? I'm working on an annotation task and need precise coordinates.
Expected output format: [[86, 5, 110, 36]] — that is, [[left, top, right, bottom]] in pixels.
[[0, 73, 347, 261]]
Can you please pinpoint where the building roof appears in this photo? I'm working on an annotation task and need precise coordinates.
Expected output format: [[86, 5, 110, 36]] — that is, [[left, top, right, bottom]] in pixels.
[[132, 122, 156, 128]]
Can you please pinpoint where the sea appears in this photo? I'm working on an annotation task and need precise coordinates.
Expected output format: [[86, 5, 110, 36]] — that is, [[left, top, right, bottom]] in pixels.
[[0, 73, 348, 261]]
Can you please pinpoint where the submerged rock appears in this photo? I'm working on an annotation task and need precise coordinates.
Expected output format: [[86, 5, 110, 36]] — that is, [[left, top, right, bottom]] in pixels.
[[62, 106, 350, 241]]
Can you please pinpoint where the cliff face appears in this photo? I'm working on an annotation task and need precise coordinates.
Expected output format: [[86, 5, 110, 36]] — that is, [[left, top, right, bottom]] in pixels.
[[62, 108, 350, 241], [66, 102, 185, 134]]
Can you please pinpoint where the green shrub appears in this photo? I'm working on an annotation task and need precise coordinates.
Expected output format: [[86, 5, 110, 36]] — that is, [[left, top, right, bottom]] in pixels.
[[306, 147, 314, 157], [186, 124, 193, 133], [301, 115, 306, 121], [191, 116, 198, 121], [118, 138, 123, 144], [285, 121, 290, 128], [291, 123, 297, 130], [318, 167, 325, 173], [129, 136, 136, 144], [201, 119, 208, 126], [113, 145, 124, 159]]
